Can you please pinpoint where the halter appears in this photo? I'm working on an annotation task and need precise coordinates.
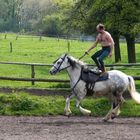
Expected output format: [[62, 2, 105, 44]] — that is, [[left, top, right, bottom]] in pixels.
[[52, 54, 71, 73]]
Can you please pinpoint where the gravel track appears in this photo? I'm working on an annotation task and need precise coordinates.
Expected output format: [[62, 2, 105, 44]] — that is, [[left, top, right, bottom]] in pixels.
[[0, 116, 140, 140]]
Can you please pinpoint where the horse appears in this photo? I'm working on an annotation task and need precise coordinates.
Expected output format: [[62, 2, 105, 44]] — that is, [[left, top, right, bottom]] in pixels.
[[50, 54, 140, 121]]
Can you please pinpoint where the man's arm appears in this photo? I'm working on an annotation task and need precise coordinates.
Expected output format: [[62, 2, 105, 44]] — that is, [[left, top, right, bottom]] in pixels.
[[85, 34, 100, 54], [85, 40, 98, 54], [109, 45, 114, 57], [106, 34, 114, 57]]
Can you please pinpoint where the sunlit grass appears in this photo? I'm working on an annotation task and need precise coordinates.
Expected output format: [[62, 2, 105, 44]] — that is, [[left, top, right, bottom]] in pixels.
[[0, 92, 139, 117], [0, 33, 140, 89]]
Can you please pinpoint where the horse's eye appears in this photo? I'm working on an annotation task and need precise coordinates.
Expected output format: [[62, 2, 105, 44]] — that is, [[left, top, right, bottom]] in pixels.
[[57, 61, 60, 65]]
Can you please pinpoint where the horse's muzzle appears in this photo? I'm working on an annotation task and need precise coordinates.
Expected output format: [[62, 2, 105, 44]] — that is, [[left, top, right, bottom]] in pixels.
[[50, 68, 57, 75], [50, 70, 54, 75]]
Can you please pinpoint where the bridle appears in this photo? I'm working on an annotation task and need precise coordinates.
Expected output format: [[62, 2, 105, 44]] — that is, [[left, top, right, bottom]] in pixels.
[[52, 53, 87, 93], [52, 54, 71, 73], [53, 53, 88, 73]]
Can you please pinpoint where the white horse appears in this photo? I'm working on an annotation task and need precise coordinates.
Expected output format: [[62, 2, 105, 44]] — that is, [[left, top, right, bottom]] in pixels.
[[50, 54, 140, 121]]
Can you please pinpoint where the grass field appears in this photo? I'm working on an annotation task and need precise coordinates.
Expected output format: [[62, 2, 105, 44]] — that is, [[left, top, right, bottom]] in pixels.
[[0, 92, 140, 117], [0, 34, 140, 117], [0, 33, 140, 89]]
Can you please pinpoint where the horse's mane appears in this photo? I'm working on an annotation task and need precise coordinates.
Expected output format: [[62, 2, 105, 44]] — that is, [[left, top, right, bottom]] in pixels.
[[68, 55, 87, 67]]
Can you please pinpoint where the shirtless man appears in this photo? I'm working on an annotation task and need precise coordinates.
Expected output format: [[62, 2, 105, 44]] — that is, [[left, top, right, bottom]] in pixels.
[[85, 23, 114, 73]]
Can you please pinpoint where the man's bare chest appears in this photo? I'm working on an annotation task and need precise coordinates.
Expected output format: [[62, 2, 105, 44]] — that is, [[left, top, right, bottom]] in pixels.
[[100, 34, 108, 42]]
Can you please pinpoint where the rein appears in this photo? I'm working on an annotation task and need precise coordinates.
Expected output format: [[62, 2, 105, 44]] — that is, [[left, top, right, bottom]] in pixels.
[[70, 68, 82, 92], [70, 54, 88, 93], [78, 52, 88, 61]]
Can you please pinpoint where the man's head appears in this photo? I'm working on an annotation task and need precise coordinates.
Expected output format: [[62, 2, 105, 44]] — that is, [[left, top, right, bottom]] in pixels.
[[96, 23, 105, 33]]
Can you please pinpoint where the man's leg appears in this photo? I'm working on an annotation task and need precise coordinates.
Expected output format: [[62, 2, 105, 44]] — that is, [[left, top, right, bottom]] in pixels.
[[98, 50, 110, 72], [91, 50, 103, 69]]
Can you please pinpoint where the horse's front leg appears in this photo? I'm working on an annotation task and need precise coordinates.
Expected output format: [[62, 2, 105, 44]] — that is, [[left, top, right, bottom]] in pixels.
[[76, 99, 91, 116], [64, 94, 75, 116]]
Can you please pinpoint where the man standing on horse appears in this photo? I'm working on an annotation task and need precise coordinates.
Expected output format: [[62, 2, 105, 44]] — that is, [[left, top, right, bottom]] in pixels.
[[85, 23, 114, 73]]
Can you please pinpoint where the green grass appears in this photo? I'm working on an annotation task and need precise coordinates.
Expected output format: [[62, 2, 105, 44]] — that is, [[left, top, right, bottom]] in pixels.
[[0, 33, 140, 89], [0, 92, 139, 117], [0, 34, 139, 117]]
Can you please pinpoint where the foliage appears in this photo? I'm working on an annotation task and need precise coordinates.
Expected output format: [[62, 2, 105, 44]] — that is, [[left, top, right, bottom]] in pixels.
[[0, 0, 74, 35], [68, 0, 140, 35], [20, 0, 58, 33], [0, 92, 140, 117], [10, 94, 39, 111], [0, 0, 139, 41], [0, 0, 23, 32], [66, 0, 140, 63], [41, 14, 64, 36]]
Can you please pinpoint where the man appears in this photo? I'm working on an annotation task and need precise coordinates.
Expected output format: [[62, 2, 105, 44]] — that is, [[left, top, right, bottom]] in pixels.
[[85, 23, 114, 73]]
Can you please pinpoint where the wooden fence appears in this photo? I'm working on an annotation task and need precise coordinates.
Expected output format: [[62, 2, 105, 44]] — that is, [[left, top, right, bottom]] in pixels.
[[0, 62, 140, 85]]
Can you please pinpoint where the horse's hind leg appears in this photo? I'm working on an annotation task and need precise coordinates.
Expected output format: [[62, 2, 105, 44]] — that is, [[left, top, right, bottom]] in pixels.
[[103, 94, 125, 121], [111, 95, 125, 119], [103, 102, 120, 121], [64, 94, 75, 116], [103, 105, 114, 122]]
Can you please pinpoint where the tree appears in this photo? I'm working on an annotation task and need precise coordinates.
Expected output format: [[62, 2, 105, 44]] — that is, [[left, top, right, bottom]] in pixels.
[[0, 0, 58, 32], [0, 0, 8, 31], [0, 0, 23, 32], [119, 0, 140, 63], [41, 14, 63, 36], [67, 0, 140, 63]]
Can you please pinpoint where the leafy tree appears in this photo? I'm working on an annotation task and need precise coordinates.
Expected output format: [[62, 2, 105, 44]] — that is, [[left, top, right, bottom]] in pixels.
[[40, 14, 63, 36], [4, 0, 22, 31], [0, 0, 74, 35], [0, 0, 23, 32], [67, 0, 140, 63], [0, 0, 8, 31], [52, 0, 74, 35]]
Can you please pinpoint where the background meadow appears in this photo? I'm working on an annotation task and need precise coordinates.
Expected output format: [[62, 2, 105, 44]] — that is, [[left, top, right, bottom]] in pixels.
[[0, 33, 140, 116], [0, 33, 140, 89]]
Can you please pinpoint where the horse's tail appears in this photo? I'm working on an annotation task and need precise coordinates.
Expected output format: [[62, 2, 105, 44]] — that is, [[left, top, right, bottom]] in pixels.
[[128, 76, 140, 104]]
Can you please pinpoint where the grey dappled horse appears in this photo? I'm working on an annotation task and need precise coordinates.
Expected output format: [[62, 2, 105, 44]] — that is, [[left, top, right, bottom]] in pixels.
[[50, 54, 140, 121]]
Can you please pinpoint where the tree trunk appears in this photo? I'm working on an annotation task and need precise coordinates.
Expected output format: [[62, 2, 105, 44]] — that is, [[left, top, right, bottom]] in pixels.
[[125, 34, 136, 63], [112, 33, 121, 62]]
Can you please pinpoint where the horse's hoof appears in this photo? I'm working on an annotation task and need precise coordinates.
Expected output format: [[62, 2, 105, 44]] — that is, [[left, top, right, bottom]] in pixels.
[[67, 114, 72, 118], [111, 116, 115, 119], [102, 118, 108, 122], [64, 111, 72, 117], [111, 113, 116, 119], [84, 112, 91, 116]]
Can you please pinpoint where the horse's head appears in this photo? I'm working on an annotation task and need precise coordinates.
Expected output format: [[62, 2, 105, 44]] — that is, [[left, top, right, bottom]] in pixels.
[[50, 54, 75, 75]]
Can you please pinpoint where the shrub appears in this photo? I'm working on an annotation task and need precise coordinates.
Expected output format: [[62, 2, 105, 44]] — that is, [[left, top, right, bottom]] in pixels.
[[10, 94, 39, 111]]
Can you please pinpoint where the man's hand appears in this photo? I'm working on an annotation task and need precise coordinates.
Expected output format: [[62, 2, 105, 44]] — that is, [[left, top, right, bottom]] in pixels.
[[85, 51, 89, 55], [108, 52, 112, 57]]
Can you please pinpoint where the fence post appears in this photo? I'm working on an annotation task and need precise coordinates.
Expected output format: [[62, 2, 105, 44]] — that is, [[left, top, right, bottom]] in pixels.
[[5, 34, 7, 39], [16, 35, 18, 40], [31, 65, 35, 85], [57, 35, 59, 42], [67, 40, 70, 52], [39, 36, 42, 41], [10, 42, 13, 53]]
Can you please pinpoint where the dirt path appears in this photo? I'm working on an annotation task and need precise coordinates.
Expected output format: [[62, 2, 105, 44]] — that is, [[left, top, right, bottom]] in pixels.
[[0, 116, 140, 140]]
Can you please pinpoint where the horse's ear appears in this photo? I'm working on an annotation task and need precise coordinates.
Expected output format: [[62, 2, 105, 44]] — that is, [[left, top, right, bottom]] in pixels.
[[67, 57, 75, 67]]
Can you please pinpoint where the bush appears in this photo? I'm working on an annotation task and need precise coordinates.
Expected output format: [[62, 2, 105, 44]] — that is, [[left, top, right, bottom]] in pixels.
[[10, 94, 39, 111]]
